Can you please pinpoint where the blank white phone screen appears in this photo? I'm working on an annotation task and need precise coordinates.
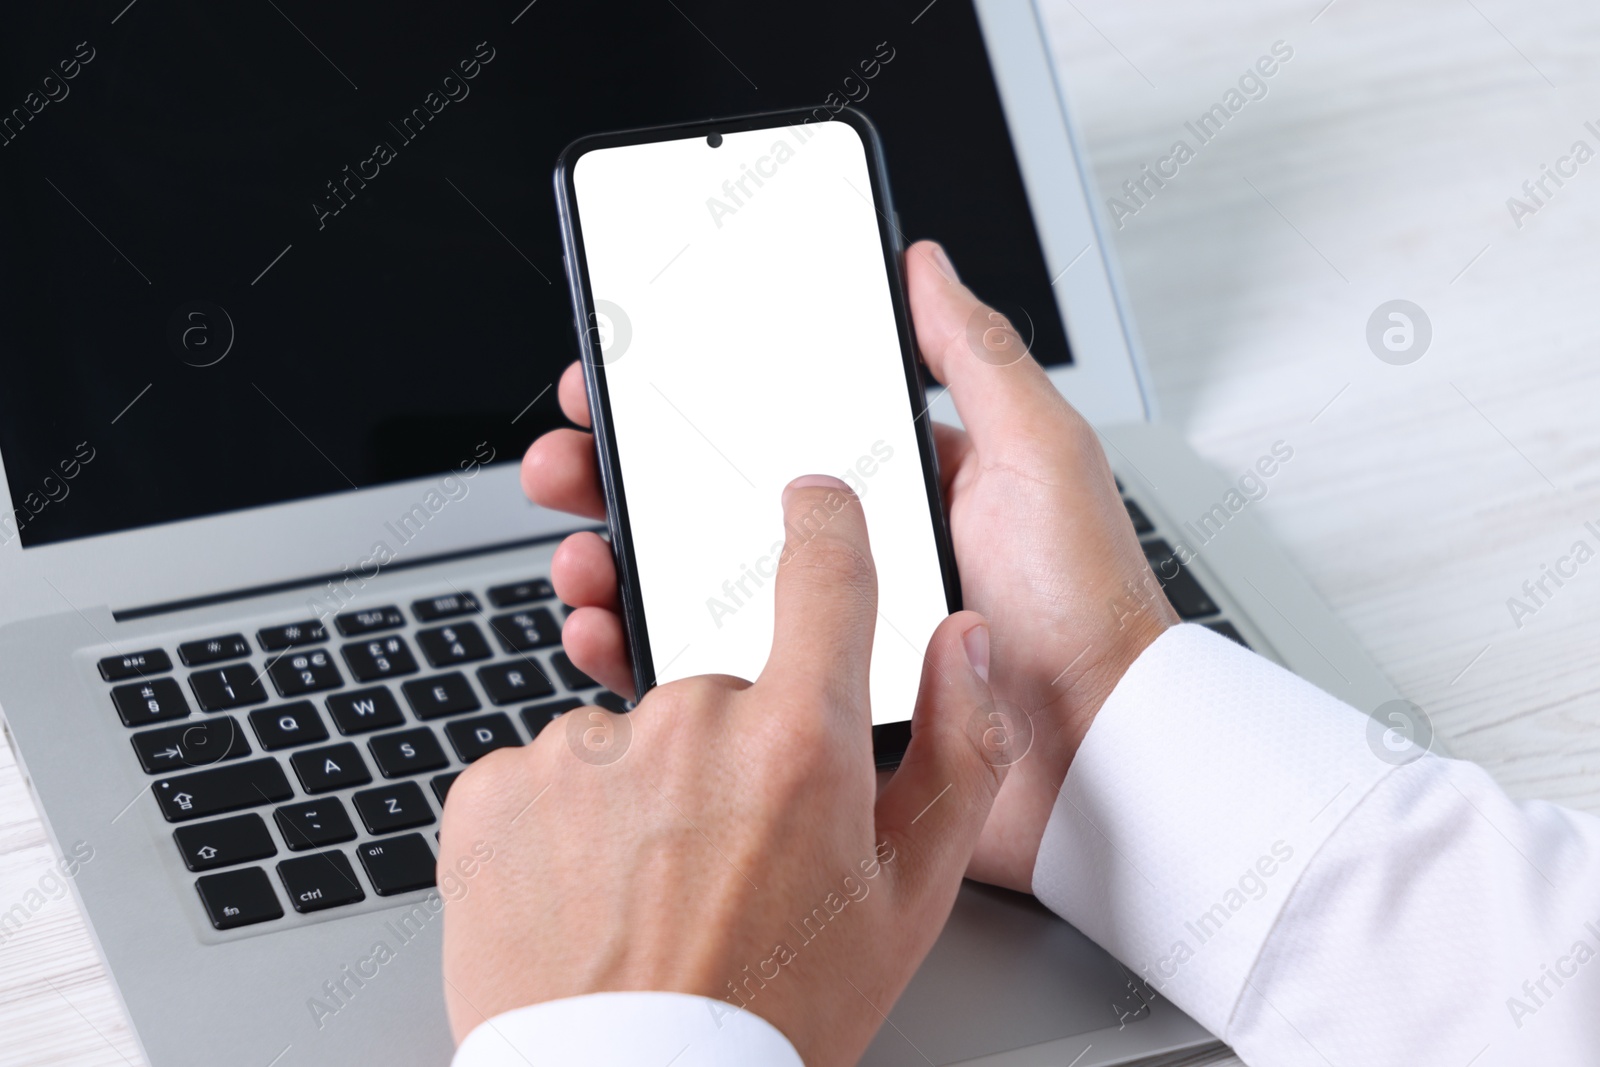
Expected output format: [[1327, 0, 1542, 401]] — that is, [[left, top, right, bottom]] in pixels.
[[571, 119, 948, 725]]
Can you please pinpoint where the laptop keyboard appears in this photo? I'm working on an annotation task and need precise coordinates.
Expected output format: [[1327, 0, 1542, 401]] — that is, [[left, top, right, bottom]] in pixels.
[[92, 491, 1241, 935], [96, 576, 630, 932], [1116, 478, 1251, 650]]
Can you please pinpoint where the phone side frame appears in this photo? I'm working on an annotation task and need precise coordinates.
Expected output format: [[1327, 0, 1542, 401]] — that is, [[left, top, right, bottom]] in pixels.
[[552, 105, 961, 766]]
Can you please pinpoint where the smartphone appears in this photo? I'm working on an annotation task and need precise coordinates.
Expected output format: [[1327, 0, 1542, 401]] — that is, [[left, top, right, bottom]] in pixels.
[[553, 106, 958, 765]]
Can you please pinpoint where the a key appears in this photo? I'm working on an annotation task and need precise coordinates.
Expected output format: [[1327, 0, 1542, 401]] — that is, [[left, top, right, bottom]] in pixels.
[[325, 686, 405, 735], [477, 661, 554, 705], [489, 608, 560, 654], [485, 579, 553, 608], [274, 799, 357, 851], [132, 717, 250, 773], [334, 606, 405, 637], [368, 727, 449, 778], [98, 648, 172, 681], [177, 634, 251, 667], [549, 652, 599, 691], [430, 771, 460, 805], [247, 702, 329, 750], [401, 673, 480, 720], [267, 649, 343, 698], [195, 867, 283, 929], [173, 813, 276, 871], [355, 833, 436, 896], [521, 697, 582, 738], [411, 593, 480, 622], [277, 851, 365, 912], [152, 758, 292, 822], [352, 782, 435, 834], [113, 677, 190, 727], [415, 623, 492, 667], [341, 635, 419, 682], [1142, 540, 1220, 620], [257, 621, 328, 651], [290, 743, 371, 793], [445, 713, 522, 763], [189, 664, 268, 712]]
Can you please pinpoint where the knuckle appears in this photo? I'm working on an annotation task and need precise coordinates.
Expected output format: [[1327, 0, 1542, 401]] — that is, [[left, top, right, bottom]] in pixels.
[[788, 536, 876, 590]]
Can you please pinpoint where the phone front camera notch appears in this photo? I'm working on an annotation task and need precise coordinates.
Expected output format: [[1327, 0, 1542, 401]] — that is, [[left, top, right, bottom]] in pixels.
[[707, 132, 723, 148]]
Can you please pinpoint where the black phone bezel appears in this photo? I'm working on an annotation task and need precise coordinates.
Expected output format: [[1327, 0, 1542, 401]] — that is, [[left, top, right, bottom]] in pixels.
[[552, 105, 961, 768]]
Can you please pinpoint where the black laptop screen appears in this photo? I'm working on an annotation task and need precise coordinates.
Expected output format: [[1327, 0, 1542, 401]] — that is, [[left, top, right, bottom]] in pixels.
[[0, 1, 1068, 548]]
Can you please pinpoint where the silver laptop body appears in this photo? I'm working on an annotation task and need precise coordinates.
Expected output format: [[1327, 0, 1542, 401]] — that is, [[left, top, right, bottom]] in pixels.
[[0, 3, 1398, 1065]]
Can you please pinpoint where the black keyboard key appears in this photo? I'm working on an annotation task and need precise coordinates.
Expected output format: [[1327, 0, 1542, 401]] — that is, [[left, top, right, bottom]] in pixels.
[[267, 648, 343, 697], [325, 686, 405, 735], [173, 813, 276, 872], [368, 727, 448, 778], [334, 605, 405, 637], [595, 691, 632, 714], [1124, 499, 1155, 535], [275, 799, 357, 851], [248, 701, 329, 750], [478, 661, 554, 705], [550, 651, 599, 691], [445, 713, 523, 763], [153, 758, 293, 822], [401, 673, 480, 720], [411, 593, 480, 622], [132, 717, 250, 774], [1143, 540, 1221, 620], [1205, 620, 1251, 649], [489, 609, 561, 654], [290, 743, 371, 793], [355, 833, 436, 896], [257, 620, 327, 651], [522, 698, 582, 738], [485, 578, 554, 608], [196, 867, 283, 929], [189, 664, 269, 711], [113, 677, 190, 727], [352, 782, 435, 834], [341, 635, 419, 682], [416, 622, 492, 667], [177, 634, 252, 667], [98, 648, 172, 681], [430, 772, 461, 805], [277, 850, 365, 912]]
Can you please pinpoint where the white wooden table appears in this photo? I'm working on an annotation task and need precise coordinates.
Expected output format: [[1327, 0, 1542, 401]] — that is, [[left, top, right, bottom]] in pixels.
[[4, 2, 1599, 1063]]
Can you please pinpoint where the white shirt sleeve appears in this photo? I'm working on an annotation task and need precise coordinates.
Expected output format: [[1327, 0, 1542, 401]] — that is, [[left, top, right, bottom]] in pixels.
[[451, 990, 802, 1066], [1033, 623, 1600, 1067]]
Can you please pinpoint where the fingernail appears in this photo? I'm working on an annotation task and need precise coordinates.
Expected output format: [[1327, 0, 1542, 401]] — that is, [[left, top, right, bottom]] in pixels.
[[783, 474, 853, 508], [929, 243, 959, 283], [962, 622, 989, 683]]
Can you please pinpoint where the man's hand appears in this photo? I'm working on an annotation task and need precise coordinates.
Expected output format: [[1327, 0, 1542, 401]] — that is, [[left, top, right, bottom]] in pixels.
[[520, 241, 1174, 894], [440, 476, 1005, 1066]]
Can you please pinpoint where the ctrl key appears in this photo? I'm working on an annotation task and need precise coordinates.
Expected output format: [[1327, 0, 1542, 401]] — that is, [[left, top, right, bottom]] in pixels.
[[277, 850, 366, 913], [195, 867, 283, 930]]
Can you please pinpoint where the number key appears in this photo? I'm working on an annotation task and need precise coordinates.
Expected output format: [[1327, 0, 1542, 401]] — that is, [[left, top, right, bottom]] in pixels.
[[342, 634, 419, 682], [189, 664, 268, 712], [489, 608, 560, 653], [267, 649, 343, 697], [415, 622, 492, 667]]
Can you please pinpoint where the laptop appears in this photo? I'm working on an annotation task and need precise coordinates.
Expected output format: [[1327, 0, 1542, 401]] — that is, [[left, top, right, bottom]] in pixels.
[[0, 2, 1400, 1065]]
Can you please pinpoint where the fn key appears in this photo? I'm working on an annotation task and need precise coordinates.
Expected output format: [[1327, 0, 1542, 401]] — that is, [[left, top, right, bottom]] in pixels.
[[355, 833, 436, 896], [195, 867, 283, 929]]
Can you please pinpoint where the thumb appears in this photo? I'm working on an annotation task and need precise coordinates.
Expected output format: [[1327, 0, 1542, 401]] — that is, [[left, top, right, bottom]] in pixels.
[[875, 610, 1006, 890], [904, 240, 1081, 453]]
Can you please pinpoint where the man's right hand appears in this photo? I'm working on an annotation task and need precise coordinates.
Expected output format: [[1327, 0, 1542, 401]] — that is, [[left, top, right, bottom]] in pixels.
[[519, 240, 1175, 894]]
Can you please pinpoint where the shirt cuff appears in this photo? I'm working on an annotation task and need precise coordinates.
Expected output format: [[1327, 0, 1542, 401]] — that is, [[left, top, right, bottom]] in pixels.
[[451, 991, 803, 1067], [1031, 622, 1395, 1036]]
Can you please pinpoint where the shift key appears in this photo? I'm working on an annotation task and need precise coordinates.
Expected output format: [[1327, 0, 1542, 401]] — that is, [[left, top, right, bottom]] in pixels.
[[153, 758, 292, 823]]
